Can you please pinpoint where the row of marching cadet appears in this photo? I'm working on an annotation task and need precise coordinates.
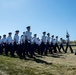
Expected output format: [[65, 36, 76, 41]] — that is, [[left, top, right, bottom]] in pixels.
[[0, 26, 74, 59]]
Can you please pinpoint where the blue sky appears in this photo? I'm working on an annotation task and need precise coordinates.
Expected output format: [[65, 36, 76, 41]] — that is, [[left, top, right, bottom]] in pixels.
[[0, 0, 76, 40]]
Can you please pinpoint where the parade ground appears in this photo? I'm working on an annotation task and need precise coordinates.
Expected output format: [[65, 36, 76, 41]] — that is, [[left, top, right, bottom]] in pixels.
[[0, 47, 76, 75]]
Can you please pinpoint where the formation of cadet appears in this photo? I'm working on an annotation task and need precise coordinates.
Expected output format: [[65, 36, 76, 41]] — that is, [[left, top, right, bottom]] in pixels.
[[0, 26, 74, 59]]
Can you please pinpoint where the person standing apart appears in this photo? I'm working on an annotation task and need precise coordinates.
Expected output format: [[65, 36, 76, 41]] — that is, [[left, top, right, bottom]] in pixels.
[[65, 32, 73, 53]]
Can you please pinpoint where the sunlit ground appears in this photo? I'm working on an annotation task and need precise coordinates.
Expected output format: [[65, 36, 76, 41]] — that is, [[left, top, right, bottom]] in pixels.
[[0, 47, 76, 75]]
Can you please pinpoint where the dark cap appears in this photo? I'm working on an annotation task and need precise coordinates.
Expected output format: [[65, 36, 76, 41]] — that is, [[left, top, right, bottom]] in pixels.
[[43, 31, 46, 34], [60, 38, 62, 40], [34, 34, 37, 36], [52, 35, 54, 37], [8, 32, 12, 34], [56, 36, 58, 38], [15, 30, 19, 32], [47, 33, 50, 35], [3, 35, 6, 37], [26, 26, 30, 29], [0, 36, 1, 38], [23, 32, 25, 33]]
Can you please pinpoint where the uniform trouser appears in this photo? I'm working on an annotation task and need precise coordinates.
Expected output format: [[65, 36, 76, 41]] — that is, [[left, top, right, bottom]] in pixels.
[[2, 43, 7, 55], [14, 42, 16, 52], [30, 44, 34, 56], [25, 40, 33, 57], [10, 45, 14, 57], [19, 44, 22, 57], [36, 44, 39, 54], [7, 44, 12, 53], [14, 42, 19, 56], [28, 43, 34, 57], [49, 44, 53, 54], [47, 42, 51, 53], [60, 44, 64, 52], [55, 43, 60, 52], [65, 43, 73, 53], [17, 44, 20, 56], [0, 44, 2, 54], [20, 43, 25, 58], [25, 41, 29, 55], [33, 43, 37, 53], [41, 42, 46, 55], [38, 45, 41, 54], [51, 43, 56, 53]]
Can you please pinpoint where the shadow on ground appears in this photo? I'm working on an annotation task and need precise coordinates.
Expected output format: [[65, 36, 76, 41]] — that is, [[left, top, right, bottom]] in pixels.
[[48, 53, 64, 58], [33, 57, 53, 65]]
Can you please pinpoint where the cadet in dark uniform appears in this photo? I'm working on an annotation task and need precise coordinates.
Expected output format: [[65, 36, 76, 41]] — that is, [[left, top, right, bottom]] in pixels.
[[0, 36, 2, 54], [7, 32, 12, 55], [11, 40, 14, 57], [37, 38, 41, 55], [33, 34, 38, 54], [55, 36, 60, 52], [2, 35, 7, 55], [14, 30, 19, 56], [25, 26, 32, 57], [50, 35, 55, 53], [59, 38, 65, 52], [65, 34, 73, 53], [20, 35, 24, 58], [41, 32, 47, 55], [47, 33, 51, 54]]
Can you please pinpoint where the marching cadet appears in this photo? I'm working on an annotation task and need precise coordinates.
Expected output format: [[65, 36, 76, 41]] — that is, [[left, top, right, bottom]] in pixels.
[[53, 38, 57, 53], [21, 32, 26, 58], [55, 36, 60, 52], [47, 33, 52, 54], [0, 36, 2, 54], [31, 37, 34, 57], [2, 35, 7, 55], [65, 33, 73, 53], [20, 35, 24, 58], [59, 38, 65, 52], [41, 32, 47, 55], [14, 30, 19, 56], [7, 32, 12, 55], [23, 32, 26, 44], [37, 38, 41, 55], [50, 35, 55, 53], [33, 34, 38, 54], [25, 26, 33, 57], [11, 40, 14, 57]]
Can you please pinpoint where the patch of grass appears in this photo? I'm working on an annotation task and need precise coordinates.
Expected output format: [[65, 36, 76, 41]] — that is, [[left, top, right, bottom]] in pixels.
[[0, 48, 76, 75]]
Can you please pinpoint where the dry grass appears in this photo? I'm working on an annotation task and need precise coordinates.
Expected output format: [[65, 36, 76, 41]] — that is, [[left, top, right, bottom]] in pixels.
[[0, 47, 76, 75]]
